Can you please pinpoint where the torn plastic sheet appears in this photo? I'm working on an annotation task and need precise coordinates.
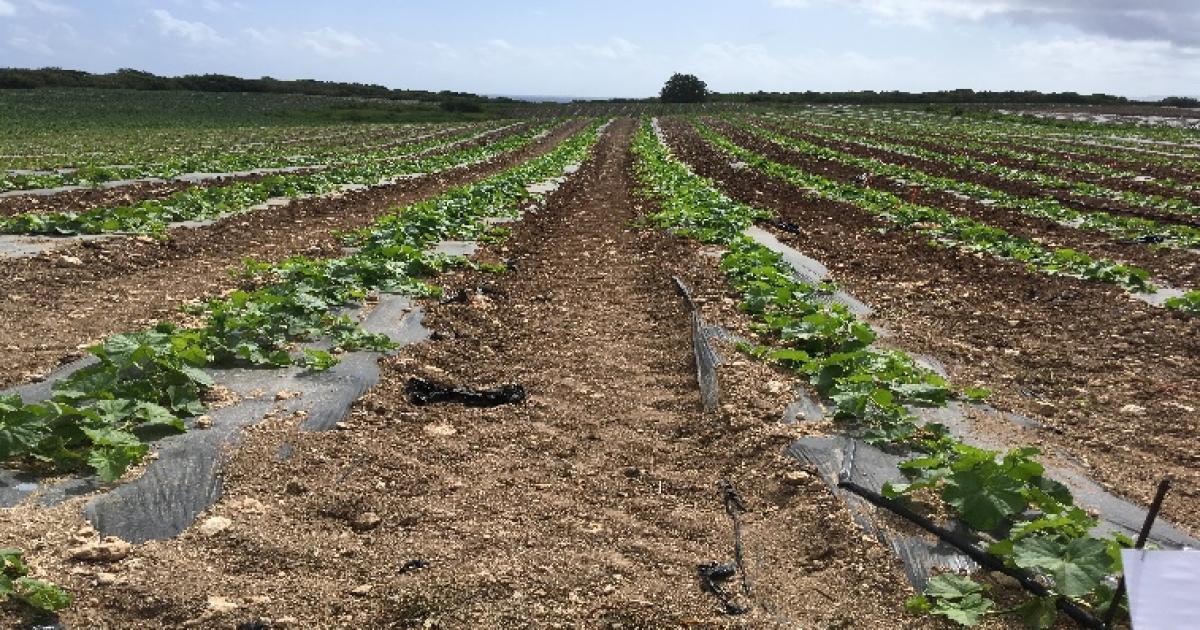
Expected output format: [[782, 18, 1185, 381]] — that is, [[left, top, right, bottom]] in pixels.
[[673, 276, 722, 413], [789, 436, 979, 588]]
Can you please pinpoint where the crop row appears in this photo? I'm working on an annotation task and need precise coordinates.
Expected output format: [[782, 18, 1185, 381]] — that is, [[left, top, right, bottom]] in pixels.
[[848, 107, 1200, 156], [737, 117, 1200, 251], [812, 108, 1200, 175], [0, 121, 433, 173], [0, 119, 603, 485], [690, 120, 1195, 308], [781, 113, 1199, 219], [0, 122, 498, 194], [636, 117, 1134, 628], [0, 121, 548, 236], [791, 111, 1200, 197]]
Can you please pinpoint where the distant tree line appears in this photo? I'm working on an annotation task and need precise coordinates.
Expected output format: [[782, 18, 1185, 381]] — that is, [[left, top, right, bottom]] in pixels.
[[706, 89, 1137, 105], [0, 67, 506, 105], [594, 85, 1199, 108]]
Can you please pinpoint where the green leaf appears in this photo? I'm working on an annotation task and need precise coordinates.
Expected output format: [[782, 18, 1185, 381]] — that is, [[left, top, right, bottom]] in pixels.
[[0, 548, 28, 578], [83, 428, 149, 482], [299, 348, 338, 371], [943, 464, 1027, 531], [933, 592, 992, 627], [963, 387, 991, 401], [14, 577, 72, 612], [134, 402, 186, 432], [905, 595, 932, 614], [925, 574, 985, 600], [0, 410, 44, 460], [1017, 596, 1058, 629], [1013, 536, 1112, 598]]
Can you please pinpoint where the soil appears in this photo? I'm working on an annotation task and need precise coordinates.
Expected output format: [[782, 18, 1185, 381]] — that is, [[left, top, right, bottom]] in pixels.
[[976, 136, 1200, 186], [0, 119, 932, 628], [660, 117, 1200, 533], [718, 120, 1200, 289], [0, 124, 511, 218], [795, 120, 1200, 227], [0, 120, 580, 388], [831, 123, 1200, 207]]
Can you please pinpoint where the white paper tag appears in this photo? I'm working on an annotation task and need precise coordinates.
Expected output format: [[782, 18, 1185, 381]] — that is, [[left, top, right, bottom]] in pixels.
[[1122, 549, 1200, 629]]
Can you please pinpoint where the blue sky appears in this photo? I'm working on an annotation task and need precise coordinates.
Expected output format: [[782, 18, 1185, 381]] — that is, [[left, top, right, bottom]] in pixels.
[[0, 1, 1196, 97]]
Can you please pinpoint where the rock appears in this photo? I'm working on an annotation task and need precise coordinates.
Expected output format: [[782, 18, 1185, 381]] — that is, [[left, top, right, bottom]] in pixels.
[[284, 478, 308, 495], [621, 467, 642, 479], [1120, 403, 1147, 416], [69, 537, 132, 562], [782, 470, 811, 486], [206, 595, 240, 614], [59, 255, 83, 266], [198, 516, 232, 536], [275, 617, 299, 627], [766, 380, 789, 394], [350, 511, 382, 532], [194, 415, 213, 429], [423, 423, 457, 437], [96, 572, 121, 586], [229, 497, 266, 513], [350, 584, 373, 596]]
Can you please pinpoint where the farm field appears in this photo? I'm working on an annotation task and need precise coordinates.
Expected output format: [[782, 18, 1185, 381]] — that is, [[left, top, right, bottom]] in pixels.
[[1, 99, 1198, 628]]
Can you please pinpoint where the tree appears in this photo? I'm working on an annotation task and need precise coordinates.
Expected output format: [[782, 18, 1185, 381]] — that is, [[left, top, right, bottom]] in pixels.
[[660, 73, 708, 103]]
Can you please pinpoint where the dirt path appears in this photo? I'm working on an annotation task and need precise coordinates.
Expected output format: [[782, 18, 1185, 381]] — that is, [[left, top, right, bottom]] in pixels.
[[661, 117, 1200, 533], [3, 119, 922, 628], [0, 121, 581, 388]]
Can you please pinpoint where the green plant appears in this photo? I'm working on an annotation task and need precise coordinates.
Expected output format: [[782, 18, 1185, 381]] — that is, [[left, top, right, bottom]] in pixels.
[[0, 549, 71, 614]]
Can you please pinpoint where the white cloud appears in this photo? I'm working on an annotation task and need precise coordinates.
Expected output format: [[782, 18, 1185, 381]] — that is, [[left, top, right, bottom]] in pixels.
[[689, 40, 920, 92], [8, 34, 52, 54], [772, 1, 1200, 47], [28, 0, 74, 16], [199, 0, 244, 11], [576, 37, 639, 60], [0, 0, 16, 16], [300, 27, 376, 59], [243, 26, 281, 46], [1006, 35, 1200, 93], [5, 21, 78, 56], [151, 9, 228, 46]]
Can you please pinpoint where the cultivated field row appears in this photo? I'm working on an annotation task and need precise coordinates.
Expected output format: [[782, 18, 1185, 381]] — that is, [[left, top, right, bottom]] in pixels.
[[1, 109, 1196, 628]]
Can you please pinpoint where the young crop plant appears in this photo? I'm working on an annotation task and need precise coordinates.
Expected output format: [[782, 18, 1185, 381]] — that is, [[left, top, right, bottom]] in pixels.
[[0, 121, 553, 237], [1164, 290, 1200, 315], [0, 120, 607, 483], [691, 120, 1169, 297], [786, 114, 1200, 218], [0, 121, 501, 194], [635, 118, 1135, 628], [0, 549, 71, 614], [742, 117, 1200, 251]]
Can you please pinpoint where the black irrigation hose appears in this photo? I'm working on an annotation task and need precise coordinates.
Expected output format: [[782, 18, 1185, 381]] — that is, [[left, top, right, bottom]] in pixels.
[[718, 479, 751, 598], [836, 479, 1105, 630]]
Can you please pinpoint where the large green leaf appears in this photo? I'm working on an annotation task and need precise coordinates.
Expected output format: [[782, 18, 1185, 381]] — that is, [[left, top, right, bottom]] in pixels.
[[943, 464, 1027, 531], [1013, 536, 1112, 598]]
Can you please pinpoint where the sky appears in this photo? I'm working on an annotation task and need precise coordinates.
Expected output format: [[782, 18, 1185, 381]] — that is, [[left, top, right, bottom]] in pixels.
[[0, 0, 1197, 98]]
